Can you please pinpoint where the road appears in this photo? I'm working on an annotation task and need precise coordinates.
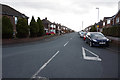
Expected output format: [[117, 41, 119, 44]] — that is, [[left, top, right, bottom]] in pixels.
[[2, 32, 119, 78]]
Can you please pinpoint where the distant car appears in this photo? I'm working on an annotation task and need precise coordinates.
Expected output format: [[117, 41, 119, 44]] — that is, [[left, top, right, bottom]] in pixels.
[[78, 31, 83, 35], [46, 32, 55, 35], [50, 32, 55, 35], [80, 32, 86, 38], [46, 32, 51, 35], [85, 32, 110, 47]]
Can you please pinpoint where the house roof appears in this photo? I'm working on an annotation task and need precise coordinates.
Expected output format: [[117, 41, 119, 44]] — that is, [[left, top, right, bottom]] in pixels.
[[103, 17, 112, 20], [103, 10, 120, 20], [114, 9, 120, 18], [42, 18, 52, 24], [0, 4, 29, 19]]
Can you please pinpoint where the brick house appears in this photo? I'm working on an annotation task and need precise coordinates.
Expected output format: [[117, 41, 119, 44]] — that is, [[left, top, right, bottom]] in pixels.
[[42, 17, 52, 34], [84, 25, 92, 32], [1, 4, 29, 35], [113, 10, 120, 25], [103, 10, 120, 27], [57, 24, 62, 35], [50, 23, 56, 34], [103, 17, 113, 27]]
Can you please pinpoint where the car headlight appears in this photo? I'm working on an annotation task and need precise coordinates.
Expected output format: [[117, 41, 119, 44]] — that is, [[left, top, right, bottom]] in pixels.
[[92, 39, 97, 42], [107, 39, 109, 41]]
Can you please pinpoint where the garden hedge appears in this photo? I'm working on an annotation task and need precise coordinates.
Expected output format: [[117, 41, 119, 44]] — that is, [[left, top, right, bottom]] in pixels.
[[2, 16, 13, 38], [102, 25, 120, 37]]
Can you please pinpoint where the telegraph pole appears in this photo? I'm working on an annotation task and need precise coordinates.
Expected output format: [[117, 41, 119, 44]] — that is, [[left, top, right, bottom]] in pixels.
[[82, 21, 83, 30]]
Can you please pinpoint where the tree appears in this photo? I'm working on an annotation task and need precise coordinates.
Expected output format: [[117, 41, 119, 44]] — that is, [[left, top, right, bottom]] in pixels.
[[16, 18, 29, 38], [37, 17, 45, 36], [2, 16, 13, 38], [90, 25, 97, 32], [30, 16, 39, 37]]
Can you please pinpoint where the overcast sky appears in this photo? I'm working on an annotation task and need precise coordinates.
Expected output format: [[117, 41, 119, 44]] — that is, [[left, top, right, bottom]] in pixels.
[[1, 0, 120, 31]]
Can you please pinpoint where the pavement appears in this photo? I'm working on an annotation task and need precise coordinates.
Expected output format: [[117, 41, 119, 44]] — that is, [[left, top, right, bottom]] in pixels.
[[2, 32, 119, 79], [2, 34, 61, 45], [106, 36, 120, 53]]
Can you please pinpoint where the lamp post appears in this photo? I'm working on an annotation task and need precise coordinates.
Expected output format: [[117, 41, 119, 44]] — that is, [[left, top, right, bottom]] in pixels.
[[96, 7, 99, 22], [96, 7, 99, 32]]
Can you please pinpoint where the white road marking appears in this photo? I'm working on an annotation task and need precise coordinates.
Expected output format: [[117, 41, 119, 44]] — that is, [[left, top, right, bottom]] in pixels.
[[64, 41, 69, 47], [32, 75, 48, 79], [82, 47, 102, 61], [32, 51, 60, 78]]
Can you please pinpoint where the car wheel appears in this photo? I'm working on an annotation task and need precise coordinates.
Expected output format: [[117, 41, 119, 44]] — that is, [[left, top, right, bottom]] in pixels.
[[89, 41, 93, 47], [106, 44, 109, 47]]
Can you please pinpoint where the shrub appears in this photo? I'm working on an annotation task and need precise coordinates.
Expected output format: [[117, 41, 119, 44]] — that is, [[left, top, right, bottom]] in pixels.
[[16, 18, 29, 38], [102, 25, 120, 37], [2, 16, 13, 38], [30, 16, 39, 37], [90, 25, 97, 32], [37, 17, 45, 36]]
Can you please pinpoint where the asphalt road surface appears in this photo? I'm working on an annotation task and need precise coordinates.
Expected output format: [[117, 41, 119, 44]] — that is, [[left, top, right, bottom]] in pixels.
[[2, 32, 119, 78]]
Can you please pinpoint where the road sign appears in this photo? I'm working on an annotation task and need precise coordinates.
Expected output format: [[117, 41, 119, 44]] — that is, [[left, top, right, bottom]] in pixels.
[[97, 25, 99, 28]]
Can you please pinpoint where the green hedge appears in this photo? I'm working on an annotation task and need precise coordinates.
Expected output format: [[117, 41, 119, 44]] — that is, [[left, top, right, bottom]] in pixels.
[[102, 25, 120, 37], [37, 17, 45, 36], [16, 18, 29, 38], [2, 16, 13, 38], [30, 16, 39, 37], [90, 25, 97, 32]]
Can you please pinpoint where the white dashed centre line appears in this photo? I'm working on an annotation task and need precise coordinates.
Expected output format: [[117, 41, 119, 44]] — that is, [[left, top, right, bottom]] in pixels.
[[32, 51, 60, 78], [64, 41, 69, 47]]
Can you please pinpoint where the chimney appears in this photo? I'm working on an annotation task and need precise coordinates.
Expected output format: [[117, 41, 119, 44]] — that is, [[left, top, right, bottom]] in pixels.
[[45, 17, 47, 20]]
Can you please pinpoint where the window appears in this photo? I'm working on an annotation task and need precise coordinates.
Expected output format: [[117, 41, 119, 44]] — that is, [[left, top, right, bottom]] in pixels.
[[116, 17, 119, 23], [15, 17, 18, 24], [103, 22, 105, 26], [107, 19, 110, 24]]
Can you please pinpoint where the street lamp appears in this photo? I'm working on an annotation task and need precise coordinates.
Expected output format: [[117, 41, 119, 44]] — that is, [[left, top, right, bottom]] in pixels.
[[96, 7, 99, 22], [96, 7, 99, 32]]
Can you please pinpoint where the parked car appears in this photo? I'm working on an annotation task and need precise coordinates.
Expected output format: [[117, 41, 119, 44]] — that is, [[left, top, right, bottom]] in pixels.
[[80, 32, 86, 38], [78, 31, 83, 35], [46, 32, 51, 35], [83, 32, 87, 41], [85, 32, 110, 47], [46, 32, 55, 35], [50, 32, 55, 35]]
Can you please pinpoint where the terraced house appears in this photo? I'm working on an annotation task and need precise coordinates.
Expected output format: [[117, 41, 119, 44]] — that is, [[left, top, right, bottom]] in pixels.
[[0, 4, 29, 36]]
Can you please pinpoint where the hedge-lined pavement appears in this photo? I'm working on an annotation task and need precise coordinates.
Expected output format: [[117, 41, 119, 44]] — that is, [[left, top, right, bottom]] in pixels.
[[106, 36, 120, 53], [2, 34, 62, 45]]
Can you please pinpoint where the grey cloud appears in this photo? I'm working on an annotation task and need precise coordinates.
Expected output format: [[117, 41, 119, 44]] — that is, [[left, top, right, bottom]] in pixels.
[[2, 0, 118, 16], [9, 1, 90, 15], [90, 2, 117, 7], [72, 0, 118, 7]]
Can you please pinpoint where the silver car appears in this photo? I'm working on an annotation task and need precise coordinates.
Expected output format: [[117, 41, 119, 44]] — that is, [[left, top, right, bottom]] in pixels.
[[80, 32, 86, 38]]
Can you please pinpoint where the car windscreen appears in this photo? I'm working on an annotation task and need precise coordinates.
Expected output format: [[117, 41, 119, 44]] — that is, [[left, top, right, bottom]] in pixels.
[[91, 33, 105, 38]]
